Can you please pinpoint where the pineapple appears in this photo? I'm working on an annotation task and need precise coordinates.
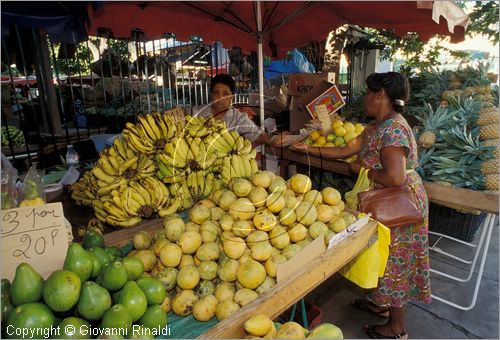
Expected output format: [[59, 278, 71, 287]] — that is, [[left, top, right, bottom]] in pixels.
[[481, 159, 499, 175], [480, 124, 499, 141], [416, 104, 455, 148], [483, 139, 499, 159], [477, 107, 499, 126], [441, 90, 455, 101], [485, 174, 499, 191]]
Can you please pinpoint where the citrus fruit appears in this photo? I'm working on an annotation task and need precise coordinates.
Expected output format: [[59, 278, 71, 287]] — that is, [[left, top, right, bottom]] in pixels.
[[42, 270, 81, 312], [122, 256, 144, 281], [137, 278, 166, 305], [53, 317, 90, 339], [6, 303, 55, 339]]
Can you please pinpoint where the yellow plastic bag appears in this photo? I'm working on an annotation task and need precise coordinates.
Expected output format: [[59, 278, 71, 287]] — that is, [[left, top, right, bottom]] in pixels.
[[345, 167, 372, 210], [339, 221, 391, 289]]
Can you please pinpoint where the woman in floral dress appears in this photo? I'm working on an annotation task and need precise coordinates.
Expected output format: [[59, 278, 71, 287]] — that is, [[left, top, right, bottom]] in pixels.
[[292, 72, 431, 339]]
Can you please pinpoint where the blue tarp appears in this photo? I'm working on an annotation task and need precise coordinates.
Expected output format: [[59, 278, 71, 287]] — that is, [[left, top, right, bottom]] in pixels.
[[264, 48, 315, 79]]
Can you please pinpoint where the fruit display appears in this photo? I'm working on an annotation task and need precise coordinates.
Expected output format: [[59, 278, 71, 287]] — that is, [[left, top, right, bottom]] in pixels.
[[1, 125, 25, 147], [302, 120, 365, 147], [1, 231, 169, 339], [70, 110, 259, 228], [127, 171, 359, 322], [413, 63, 499, 192], [243, 314, 343, 339]]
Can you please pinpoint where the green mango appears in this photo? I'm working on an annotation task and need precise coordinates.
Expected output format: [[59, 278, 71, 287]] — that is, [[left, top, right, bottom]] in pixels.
[[64, 243, 94, 282], [100, 261, 127, 292], [104, 246, 123, 260], [139, 304, 168, 331], [89, 247, 112, 268], [77, 281, 112, 321], [53, 317, 91, 339], [118, 281, 147, 322], [89, 252, 102, 278], [1, 278, 11, 299], [82, 230, 105, 249], [101, 304, 132, 334], [10, 263, 44, 306], [1, 295, 14, 323]]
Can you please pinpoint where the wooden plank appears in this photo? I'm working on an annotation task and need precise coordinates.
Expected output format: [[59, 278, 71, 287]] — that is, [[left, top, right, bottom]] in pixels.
[[201, 219, 378, 339], [103, 218, 164, 247], [423, 182, 499, 214]]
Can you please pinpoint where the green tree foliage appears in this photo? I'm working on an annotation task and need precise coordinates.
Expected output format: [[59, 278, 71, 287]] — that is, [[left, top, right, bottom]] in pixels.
[[459, 1, 499, 44], [364, 1, 498, 71]]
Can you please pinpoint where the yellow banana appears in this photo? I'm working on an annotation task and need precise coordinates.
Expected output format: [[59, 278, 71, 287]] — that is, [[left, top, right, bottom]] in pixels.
[[103, 201, 128, 219], [250, 158, 259, 175], [106, 216, 142, 228], [129, 186, 147, 207], [129, 181, 152, 206], [146, 114, 162, 140], [158, 197, 181, 217], [92, 167, 116, 184], [98, 155, 118, 176], [121, 156, 139, 171]]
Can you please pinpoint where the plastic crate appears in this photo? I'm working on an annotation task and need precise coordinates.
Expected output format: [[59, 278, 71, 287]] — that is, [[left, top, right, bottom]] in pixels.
[[428, 202, 485, 242], [278, 300, 322, 330]]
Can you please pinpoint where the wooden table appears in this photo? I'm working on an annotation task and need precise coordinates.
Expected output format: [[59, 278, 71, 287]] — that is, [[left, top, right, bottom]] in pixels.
[[266, 146, 499, 214], [103, 216, 378, 339]]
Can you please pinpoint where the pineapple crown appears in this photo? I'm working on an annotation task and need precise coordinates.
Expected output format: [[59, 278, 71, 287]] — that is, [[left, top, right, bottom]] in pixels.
[[415, 103, 455, 131]]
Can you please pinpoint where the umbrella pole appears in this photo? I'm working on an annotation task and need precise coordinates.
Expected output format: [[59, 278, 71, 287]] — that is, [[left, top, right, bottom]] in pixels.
[[256, 0, 266, 170]]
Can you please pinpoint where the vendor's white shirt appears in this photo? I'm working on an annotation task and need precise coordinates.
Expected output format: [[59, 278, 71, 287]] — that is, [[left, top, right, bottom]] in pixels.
[[191, 104, 263, 142]]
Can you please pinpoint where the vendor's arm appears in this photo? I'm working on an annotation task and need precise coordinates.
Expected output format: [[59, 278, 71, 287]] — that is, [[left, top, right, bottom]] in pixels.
[[292, 137, 361, 159], [368, 146, 407, 187]]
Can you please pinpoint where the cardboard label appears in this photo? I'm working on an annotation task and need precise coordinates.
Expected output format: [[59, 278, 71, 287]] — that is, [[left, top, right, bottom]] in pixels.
[[1, 202, 68, 280], [277, 236, 326, 283], [306, 84, 345, 119], [316, 105, 332, 134]]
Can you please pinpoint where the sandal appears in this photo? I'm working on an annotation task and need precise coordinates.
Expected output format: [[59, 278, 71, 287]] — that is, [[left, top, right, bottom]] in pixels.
[[363, 325, 408, 339], [351, 299, 390, 318]]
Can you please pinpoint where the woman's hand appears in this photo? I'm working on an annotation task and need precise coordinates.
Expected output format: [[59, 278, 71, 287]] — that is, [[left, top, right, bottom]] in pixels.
[[291, 142, 312, 152], [349, 161, 362, 174]]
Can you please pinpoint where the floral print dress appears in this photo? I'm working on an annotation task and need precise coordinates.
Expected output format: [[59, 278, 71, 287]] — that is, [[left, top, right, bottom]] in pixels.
[[359, 117, 432, 307]]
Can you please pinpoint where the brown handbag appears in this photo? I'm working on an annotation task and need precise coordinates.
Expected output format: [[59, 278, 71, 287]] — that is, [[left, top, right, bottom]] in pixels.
[[357, 185, 424, 228]]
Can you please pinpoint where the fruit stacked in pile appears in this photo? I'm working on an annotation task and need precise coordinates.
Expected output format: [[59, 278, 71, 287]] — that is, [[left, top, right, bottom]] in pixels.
[[1, 231, 169, 339], [126, 172, 358, 322], [244, 314, 343, 339], [414, 64, 499, 192], [1, 125, 25, 147], [302, 120, 364, 147], [70, 111, 259, 228]]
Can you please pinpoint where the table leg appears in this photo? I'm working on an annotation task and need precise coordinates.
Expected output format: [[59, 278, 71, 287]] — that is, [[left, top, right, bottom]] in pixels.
[[430, 213, 496, 310]]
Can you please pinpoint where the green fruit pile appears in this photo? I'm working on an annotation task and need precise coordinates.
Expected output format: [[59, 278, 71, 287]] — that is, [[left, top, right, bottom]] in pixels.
[[1, 125, 25, 147], [1, 231, 169, 339]]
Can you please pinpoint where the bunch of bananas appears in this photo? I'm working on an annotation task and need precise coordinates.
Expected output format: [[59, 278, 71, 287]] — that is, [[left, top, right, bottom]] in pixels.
[[1, 125, 25, 147], [206, 129, 255, 156], [71, 110, 261, 229], [221, 154, 259, 184], [92, 177, 171, 227], [70, 171, 94, 206], [122, 112, 177, 155]]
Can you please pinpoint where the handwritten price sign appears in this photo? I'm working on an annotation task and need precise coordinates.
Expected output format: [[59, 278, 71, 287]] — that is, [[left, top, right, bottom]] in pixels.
[[1, 202, 68, 280]]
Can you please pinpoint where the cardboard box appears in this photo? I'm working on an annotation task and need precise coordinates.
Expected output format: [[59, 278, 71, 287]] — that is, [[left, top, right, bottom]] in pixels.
[[292, 80, 334, 111], [248, 87, 288, 116], [289, 109, 311, 132], [288, 73, 336, 96]]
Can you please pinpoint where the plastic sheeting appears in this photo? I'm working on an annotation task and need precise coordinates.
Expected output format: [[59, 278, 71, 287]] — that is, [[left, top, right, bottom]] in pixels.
[[264, 49, 315, 79]]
